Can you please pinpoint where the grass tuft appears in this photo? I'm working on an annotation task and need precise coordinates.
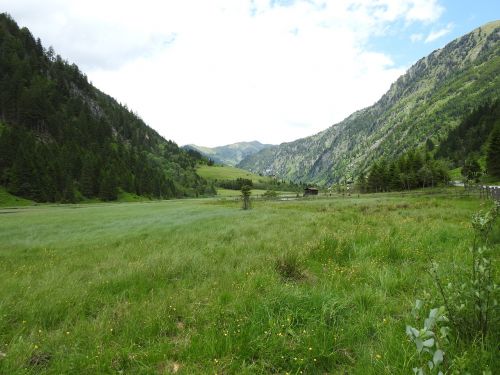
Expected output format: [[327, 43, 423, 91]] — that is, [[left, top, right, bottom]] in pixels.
[[275, 252, 306, 281]]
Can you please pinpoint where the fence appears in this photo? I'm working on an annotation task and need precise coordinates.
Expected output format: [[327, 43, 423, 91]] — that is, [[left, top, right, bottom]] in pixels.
[[219, 185, 500, 203], [464, 184, 500, 201]]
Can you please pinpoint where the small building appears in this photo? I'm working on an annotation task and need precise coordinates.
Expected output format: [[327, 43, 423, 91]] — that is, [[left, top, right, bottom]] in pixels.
[[303, 187, 319, 196]]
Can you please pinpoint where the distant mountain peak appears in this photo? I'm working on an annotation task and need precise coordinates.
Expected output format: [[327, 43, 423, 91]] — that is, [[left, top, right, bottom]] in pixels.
[[184, 141, 273, 166]]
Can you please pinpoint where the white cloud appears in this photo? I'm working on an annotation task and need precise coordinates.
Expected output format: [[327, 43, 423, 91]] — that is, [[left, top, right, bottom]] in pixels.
[[0, 0, 445, 146], [425, 23, 454, 43], [410, 33, 424, 42], [405, 0, 444, 23]]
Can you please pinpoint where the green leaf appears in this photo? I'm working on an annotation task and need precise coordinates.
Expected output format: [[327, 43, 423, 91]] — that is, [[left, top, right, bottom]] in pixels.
[[440, 326, 450, 338], [433, 349, 444, 365], [429, 308, 438, 318], [415, 299, 423, 310], [423, 338, 435, 348], [424, 317, 435, 330], [415, 338, 424, 353]]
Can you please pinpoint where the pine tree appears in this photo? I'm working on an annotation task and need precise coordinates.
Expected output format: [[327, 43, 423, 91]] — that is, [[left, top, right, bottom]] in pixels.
[[486, 124, 500, 178], [241, 185, 251, 210], [388, 162, 401, 191], [80, 156, 96, 198], [356, 171, 367, 193], [99, 170, 118, 201], [462, 158, 482, 183]]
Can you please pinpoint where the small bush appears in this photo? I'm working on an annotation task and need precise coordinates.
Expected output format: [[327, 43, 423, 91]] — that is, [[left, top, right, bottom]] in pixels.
[[406, 201, 500, 373], [406, 300, 449, 375], [431, 201, 499, 339]]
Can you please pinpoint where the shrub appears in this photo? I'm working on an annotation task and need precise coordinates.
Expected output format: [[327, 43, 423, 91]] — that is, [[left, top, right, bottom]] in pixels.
[[406, 201, 499, 373], [406, 301, 449, 375], [431, 201, 499, 339]]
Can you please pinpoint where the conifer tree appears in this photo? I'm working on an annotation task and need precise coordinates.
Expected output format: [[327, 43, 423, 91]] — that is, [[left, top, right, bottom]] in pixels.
[[462, 158, 482, 183], [99, 170, 118, 201], [241, 185, 251, 210], [486, 124, 500, 178], [356, 171, 367, 193], [80, 156, 96, 198]]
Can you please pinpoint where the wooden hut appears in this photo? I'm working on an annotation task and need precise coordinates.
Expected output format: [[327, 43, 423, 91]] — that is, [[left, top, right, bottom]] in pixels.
[[303, 187, 319, 196]]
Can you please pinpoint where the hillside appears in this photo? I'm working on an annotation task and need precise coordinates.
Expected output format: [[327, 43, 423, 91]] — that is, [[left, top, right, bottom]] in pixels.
[[197, 164, 300, 195], [238, 21, 500, 184], [185, 141, 272, 166], [0, 13, 213, 202]]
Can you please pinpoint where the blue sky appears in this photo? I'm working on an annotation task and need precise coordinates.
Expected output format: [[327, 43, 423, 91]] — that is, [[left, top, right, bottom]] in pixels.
[[1, 0, 498, 147], [369, 0, 500, 66]]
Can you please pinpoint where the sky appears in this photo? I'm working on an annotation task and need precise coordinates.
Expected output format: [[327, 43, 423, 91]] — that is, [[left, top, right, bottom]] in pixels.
[[1, 1, 499, 147]]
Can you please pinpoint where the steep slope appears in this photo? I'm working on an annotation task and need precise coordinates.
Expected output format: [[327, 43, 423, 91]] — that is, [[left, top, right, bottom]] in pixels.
[[238, 21, 500, 184], [0, 13, 213, 202], [184, 141, 272, 166]]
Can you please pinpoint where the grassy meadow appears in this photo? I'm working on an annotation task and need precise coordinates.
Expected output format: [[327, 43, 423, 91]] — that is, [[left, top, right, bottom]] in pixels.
[[196, 165, 267, 182], [0, 192, 498, 374], [197, 165, 296, 197]]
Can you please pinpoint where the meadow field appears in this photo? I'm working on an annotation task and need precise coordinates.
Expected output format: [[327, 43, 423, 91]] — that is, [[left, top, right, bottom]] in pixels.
[[196, 165, 267, 183], [0, 192, 498, 374]]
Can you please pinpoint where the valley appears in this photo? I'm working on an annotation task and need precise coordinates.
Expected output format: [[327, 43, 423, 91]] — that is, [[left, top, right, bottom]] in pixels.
[[0, 7, 499, 375]]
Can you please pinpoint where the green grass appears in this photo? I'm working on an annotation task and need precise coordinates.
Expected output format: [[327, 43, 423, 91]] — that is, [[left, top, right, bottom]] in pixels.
[[0, 193, 498, 374], [0, 187, 34, 207], [197, 165, 295, 197], [116, 190, 153, 203], [197, 165, 270, 183], [0, 188, 156, 207]]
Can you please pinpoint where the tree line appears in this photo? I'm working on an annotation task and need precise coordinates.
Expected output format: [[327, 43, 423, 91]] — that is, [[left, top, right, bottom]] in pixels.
[[359, 99, 500, 193], [358, 150, 450, 193]]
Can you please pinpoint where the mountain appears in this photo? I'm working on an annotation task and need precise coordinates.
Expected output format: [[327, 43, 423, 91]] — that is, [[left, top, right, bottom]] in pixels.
[[238, 21, 500, 184], [184, 141, 272, 166], [0, 13, 214, 202]]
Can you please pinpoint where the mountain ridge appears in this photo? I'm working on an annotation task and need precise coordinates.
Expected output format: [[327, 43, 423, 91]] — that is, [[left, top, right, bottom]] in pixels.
[[184, 140, 273, 166], [238, 20, 500, 184]]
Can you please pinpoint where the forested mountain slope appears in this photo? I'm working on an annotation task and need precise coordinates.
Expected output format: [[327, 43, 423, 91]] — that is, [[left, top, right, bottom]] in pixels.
[[435, 99, 500, 166], [238, 21, 500, 184], [0, 13, 213, 202]]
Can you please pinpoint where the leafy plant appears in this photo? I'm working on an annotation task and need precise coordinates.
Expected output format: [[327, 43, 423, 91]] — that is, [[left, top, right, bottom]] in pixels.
[[406, 300, 449, 375], [407, 201, 499, 373], [431, 201, 499, 339]]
